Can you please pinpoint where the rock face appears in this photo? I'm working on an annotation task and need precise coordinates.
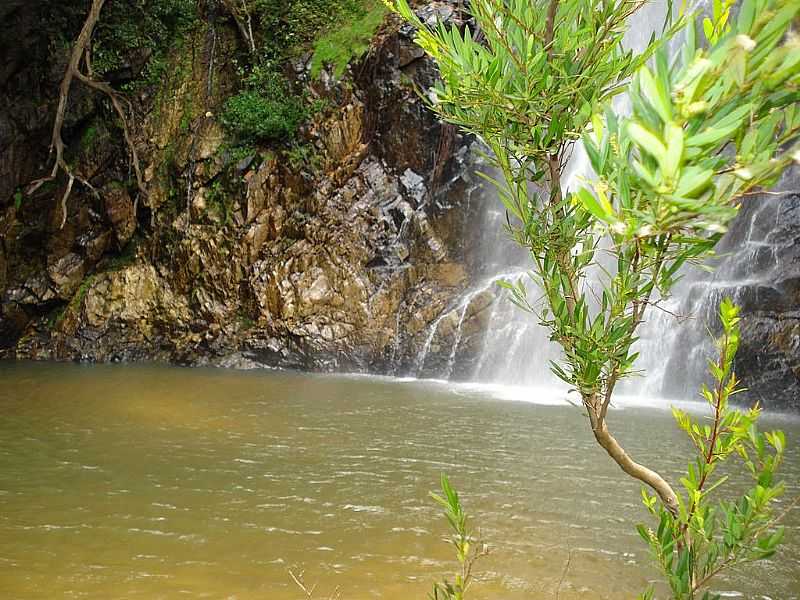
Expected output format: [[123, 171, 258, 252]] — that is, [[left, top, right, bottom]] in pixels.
[[0, 2, 798, 411], [0, 3, 487, 375], [716, 189, 800, 411], [659, 186, 800, 412]]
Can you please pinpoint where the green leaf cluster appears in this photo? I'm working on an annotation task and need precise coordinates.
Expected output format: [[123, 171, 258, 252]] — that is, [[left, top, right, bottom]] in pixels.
[[221, 75, 307, 144], [390, 1, 798, 596], [637, 299, 787, 600], [580, 0, 800, 266], [91, 0, 198, 84], [388, 0, 678, 159], [224, 0, 384, 145], [310, 1, 387, 78], [250, 0, 377, 62], [430, 476, 485, 600], [388, 0, 800, 407]]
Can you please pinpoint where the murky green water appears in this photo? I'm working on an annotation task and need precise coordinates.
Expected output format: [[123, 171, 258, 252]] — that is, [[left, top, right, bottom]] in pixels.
[[0, 363, 798, 599]]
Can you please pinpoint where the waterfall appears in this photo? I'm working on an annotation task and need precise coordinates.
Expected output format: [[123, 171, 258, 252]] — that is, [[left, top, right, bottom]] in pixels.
[[632, 169, 799, 401], [410, 0, 786, 401]]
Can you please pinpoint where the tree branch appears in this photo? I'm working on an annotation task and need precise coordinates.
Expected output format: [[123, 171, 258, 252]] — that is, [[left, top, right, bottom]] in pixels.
[[544, 0, 559, 55], [27, 0, 108, 227], [220, 0, 256, 53], [587, 398, 680, 515], [26, 0, 146, 228]]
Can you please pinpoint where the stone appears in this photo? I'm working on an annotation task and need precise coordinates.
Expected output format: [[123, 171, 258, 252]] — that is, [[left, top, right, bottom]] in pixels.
[[47, 253, 86, 300], [303, 272, 332, 305], [400, 169, 426, 204], [103, 185, 137, 247]]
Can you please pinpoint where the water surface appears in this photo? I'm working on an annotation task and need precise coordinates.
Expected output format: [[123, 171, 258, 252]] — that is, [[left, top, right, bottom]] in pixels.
[[1, 363, 798, 599]]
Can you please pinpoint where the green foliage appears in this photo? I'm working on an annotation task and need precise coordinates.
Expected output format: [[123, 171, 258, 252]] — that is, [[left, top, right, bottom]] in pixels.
[[91, 0, 197, 85], [237, 312, 256, 330], [388, 0, 800, 404], [250, 0, 379, 62], [430, 476, 486, 600], [223, 0, 386, 144], [52, 274, 97, 329], [310, 1, 387, 77], [222, 143, 259, 166], [205, 179, 236, 225], [286, 143, 323, 171], [80, 124, 100, 150], [562, 0, 800, 396], [105, 237, 139, 272], [637, 299, 787, 600], [702, 0, 736, 44], [13, 189, 23, 210], [392, 0, 799, 597], [389, 0, 680, 161], [222, 84, 306, 144], [388, 0, 684, 401]]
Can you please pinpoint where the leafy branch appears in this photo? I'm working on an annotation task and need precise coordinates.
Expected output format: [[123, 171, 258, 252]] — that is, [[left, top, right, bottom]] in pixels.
[[430, 476, 489, 600], [637, 299, 790, 600]]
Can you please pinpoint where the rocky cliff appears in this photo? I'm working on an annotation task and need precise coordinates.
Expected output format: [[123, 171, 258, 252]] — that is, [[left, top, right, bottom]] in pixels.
[[0, 1, 798, 410], [0, 1, 492, 374]]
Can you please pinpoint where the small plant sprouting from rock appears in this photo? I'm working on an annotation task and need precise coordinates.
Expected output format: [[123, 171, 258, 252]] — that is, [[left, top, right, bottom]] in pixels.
[[637, 299, 790, 600], [221, 77, 307, 144], [309, 0, 387, 78], [430, 475, 488, 600]]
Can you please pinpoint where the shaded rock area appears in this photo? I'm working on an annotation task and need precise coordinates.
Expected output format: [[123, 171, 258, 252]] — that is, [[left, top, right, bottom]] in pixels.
[[728, 190, 800, 410], [0, 1, 493, 374]]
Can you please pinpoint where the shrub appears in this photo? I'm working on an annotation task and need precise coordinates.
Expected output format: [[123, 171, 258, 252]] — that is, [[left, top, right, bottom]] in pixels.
[[390, 0, 799, 596], [222, 88, 306, 144], [430, 476, 487, 600], [388, 0, 799, 512], [309, 1, 387, 77], [251, 0, 377, 61], [92, 0, 197, 83], [637, 300, 788, 600]]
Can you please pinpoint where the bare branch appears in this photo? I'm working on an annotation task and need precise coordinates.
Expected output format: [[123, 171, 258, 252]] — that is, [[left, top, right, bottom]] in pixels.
[[73, 70, 146, 200], [554, 549, 572, 600], [221, 0, 256, 53], [25, 0, 148, 228]]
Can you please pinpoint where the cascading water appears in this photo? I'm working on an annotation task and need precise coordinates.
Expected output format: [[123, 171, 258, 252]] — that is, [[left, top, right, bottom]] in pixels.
[[633, 169, 800, 402], [409, 0, 797, 401]]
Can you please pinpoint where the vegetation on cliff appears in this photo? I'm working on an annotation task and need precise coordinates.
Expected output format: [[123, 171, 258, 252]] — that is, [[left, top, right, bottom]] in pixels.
[[221, 0, 386, 143]]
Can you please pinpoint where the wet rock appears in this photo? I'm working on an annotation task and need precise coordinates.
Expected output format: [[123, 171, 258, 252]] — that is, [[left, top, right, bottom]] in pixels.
[[8, 275, 57, 305], [400, 168, 426, 206], [736, 314, 800, 411], [103, 185, 136, 248], [47, 252, 86, 300], [397, 41, 425, 68]]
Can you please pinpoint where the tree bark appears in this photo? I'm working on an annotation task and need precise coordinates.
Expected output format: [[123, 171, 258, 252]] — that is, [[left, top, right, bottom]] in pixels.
[[27, 0, 145, 228], [221, 0, 255, 53], [585, 394, 680, 515]]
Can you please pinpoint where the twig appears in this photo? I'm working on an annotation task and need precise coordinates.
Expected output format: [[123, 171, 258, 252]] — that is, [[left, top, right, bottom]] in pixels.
[[554, 549, 573, 600], [645, 299, 694, 322], [289, 569, 317, 597]]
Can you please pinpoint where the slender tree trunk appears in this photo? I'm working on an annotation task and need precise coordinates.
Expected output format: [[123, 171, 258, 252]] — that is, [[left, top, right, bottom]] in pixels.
[[585, 393, 680, 515]]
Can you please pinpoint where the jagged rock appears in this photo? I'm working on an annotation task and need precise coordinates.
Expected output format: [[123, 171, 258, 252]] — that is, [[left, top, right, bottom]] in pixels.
[[47, 252, 86, 300], [103, 185, 136, 248], [194, 119, 224, 161], [4, 1, 795, 410]]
